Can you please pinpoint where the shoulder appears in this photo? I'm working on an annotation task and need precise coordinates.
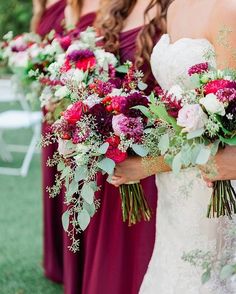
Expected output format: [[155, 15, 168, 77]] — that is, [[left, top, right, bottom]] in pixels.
[[210, 1, 236, 33]]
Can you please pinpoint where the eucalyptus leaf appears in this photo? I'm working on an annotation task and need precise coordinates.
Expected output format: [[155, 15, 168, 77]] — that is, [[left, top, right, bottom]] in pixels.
[[189, 73, 201, 89], [74, 166, 88, 182], [132, 144, 149, 157], [201, 270, 211, 284], [61, 210, 70, 231], [138, 81, 148, 91], [66, 180, 78, 200], [210, 140, 220, 156], [77, 209, 90, 231], [97, 142, 109, 154], [60, 166, 71, 180], [83, 202, 96, 217], [158, 133, 170, 155], [97, 158, 115, 175], [187, 128, 205, 140], [57, 161, 66, 172], [81, 183, 94, 205], [116, 64, 129, 73], [196, 146, 211, 165], [172, 152, 182, 174], [220, 264, 236, 280]]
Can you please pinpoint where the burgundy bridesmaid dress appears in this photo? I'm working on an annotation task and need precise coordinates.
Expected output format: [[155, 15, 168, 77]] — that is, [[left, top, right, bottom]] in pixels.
[[36, 0, 66, 284], [63, 26, 161, 294]]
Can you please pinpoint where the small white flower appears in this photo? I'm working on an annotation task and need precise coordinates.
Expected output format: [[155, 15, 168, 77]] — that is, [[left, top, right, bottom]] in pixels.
[[84, 94, 101, 108], [200, 93, 225, 116], [94, 49, 118, 68], [226, 113, 233, 120], [72, 69, 85, 82], [55, 86, 70, 99], [167, 85, 184, 101]]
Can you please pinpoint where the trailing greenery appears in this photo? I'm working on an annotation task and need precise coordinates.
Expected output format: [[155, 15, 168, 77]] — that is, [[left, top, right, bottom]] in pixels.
[[0, 0, 32, 38]]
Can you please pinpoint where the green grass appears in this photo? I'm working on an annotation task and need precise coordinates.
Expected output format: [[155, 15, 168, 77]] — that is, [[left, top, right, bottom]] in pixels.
[[0, 101, 63, 294]]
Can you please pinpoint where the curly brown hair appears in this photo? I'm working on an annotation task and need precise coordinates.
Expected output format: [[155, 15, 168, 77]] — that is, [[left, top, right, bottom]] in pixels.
[[96, 0, 172, 70]]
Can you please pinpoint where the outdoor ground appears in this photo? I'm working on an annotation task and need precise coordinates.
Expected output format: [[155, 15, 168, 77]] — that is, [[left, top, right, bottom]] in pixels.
[[0, 101, 63, 294]]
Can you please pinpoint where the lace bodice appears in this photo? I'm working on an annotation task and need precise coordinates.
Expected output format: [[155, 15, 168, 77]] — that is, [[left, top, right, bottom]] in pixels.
[[150, 34, 217, 90]]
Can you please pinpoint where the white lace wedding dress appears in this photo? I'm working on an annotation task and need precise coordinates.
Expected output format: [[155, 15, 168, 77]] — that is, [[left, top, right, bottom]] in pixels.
[[139, 34, 236, 294]]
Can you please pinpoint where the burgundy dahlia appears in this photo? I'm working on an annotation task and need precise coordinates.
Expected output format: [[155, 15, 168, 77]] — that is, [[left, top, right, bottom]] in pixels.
[[89, 103, 113, 137], [67, 49, 95, 62], [121, 92, 149, 117]]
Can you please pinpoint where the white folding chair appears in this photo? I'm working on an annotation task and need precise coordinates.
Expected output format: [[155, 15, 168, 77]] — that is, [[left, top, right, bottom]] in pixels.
[[0, 77, 42, 176]]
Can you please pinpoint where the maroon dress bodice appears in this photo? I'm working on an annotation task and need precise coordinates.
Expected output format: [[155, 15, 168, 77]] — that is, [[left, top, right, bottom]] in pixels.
[[36, 0, 66, 37]]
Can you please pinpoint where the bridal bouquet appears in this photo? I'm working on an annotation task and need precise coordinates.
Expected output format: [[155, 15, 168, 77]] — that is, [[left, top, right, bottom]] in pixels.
[[140, 62, 236, 218], [44, 63, 151, 251], [32, 27, 118, 123]]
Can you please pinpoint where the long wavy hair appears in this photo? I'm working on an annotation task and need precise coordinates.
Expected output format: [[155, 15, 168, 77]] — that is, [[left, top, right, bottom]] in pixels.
[[97, 0, 172, 70]]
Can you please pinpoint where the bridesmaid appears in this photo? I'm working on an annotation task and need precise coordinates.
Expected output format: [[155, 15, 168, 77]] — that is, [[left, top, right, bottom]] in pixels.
[[31, 0, 66, 36], [61, 1, 108, 294], [31, 0, 66, 284], [74, 1, 166, 294]]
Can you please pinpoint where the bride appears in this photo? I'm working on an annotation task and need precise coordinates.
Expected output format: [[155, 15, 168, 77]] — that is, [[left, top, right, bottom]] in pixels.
[[111, 0, 236, 293]]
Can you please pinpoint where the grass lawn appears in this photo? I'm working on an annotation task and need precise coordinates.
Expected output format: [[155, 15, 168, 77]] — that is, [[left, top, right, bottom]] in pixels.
[[0, 100, 63, 294]]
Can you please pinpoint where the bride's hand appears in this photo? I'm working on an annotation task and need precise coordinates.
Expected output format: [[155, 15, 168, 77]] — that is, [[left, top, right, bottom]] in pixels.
[[110, 157, 150, 187], [200, 146, 236, 187]]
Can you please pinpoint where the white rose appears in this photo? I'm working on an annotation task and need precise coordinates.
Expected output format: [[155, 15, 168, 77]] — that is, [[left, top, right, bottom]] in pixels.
[[177, 104, 207, 133], [55, 86, 70, 99], [200, 93, 225, 116]]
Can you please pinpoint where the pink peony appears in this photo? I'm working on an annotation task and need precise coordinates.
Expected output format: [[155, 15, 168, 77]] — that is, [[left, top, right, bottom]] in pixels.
[[177, 104, 207, 133]]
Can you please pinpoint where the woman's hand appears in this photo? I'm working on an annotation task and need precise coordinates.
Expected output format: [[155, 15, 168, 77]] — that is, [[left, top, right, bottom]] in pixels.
[[110, 157, 150, 187], [200, 146, 236, 187]]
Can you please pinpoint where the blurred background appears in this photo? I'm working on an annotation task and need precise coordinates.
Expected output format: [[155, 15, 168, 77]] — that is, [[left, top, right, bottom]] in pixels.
[[0, 1, 62, 293]]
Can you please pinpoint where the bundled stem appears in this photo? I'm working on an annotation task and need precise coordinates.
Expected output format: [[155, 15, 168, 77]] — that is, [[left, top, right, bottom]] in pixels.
[[119, 183, 152, 226], [207, 180, 236, 219]]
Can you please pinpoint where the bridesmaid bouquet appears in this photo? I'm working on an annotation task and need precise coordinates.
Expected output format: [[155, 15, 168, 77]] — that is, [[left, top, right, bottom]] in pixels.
[[139, 62, 236, 218], [32, 27, 118, 123], [0, 31, 42, 101], [44, 63, 151, 251]]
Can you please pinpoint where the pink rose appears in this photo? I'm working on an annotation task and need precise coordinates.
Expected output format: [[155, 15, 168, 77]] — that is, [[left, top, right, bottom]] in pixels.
[[177, 104, 207, 133]]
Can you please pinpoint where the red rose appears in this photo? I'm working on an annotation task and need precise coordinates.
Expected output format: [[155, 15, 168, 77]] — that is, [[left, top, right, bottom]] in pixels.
[[76, 56, 96, 71], [63, 101, 88, 125], [204, 79, 236, 94], [105, 136, 127, 163]]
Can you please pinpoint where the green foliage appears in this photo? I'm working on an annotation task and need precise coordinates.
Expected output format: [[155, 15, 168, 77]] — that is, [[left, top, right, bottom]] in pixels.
[[0, 0, 32, 38]]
